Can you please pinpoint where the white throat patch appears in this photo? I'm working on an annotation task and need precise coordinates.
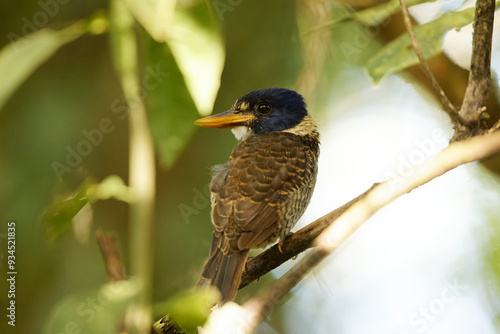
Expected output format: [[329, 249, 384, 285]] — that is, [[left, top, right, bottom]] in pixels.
[[231, 126, 253, 141]]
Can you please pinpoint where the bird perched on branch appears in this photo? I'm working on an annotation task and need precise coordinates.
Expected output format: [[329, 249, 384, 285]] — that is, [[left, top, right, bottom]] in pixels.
[[195, 88, 320, 303]]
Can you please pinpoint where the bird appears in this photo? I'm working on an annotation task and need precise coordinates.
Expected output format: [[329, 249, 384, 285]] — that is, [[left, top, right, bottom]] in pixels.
[[195, 88, 320, 303]]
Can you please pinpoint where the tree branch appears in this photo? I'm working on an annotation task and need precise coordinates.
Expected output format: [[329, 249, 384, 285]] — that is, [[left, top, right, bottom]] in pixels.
[[236, 130, 500, 333], [453, 0, 496, 140], [399, 0, 458, 122], [239, 185, 375, 289]]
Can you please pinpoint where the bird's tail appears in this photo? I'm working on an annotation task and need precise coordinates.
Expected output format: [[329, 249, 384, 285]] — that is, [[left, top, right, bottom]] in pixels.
[[197, 248, 249, 303]]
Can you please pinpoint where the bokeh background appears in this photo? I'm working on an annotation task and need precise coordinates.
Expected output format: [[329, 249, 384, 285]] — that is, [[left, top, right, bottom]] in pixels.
[[1, 0, 500, 333]]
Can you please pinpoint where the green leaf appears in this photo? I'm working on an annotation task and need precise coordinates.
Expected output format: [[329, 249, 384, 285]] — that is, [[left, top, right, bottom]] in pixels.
[[166, 8, 224, 116], [145, 36, 200, 168], [154, 287, 221, 333], [42, 180, 92, 241], [123, 0, 177, 40], [0, 17, 101, 112], [124, 1, 224, 167], [41, 176, 133, 240], [126, 0, 224, 116], [307, 0, 437, 34], [364, 6, 497, 83], [88, 175, 135, 202], [354, 0, 436, 26], [45, 280, 140, 334]]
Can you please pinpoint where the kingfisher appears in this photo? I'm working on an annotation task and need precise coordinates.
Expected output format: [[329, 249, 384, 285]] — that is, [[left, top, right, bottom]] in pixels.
[[195, 88, 320, 303]]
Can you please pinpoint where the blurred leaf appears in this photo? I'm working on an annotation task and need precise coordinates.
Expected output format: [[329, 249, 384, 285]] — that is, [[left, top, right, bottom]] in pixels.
[[42, 180, 92, 241], [365, 5, 500, 83], [88, 175, 135, 202], [42, 176, 133, 240], [72, 203, 94, 244], [154, 287, 221, 333], [0, 15, 107, 112], [354, 0, 435, 26], [481, 166, 500, 328], [124, 0, 223, 167], [126, 0, 224, 115], [145, 36, 200, 168], [115, 0, 197, 168], [124, 0, 177, 40], [167, 7, 224, 116], [45, 280, 140, 334], [307, 0, 435, 34]]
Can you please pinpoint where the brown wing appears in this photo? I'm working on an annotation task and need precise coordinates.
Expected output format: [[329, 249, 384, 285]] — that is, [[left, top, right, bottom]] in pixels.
[[210, 132, 310, 252]]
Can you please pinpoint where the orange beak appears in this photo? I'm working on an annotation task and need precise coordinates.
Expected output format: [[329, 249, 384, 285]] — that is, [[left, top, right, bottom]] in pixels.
[[195, 109, 257, 129]]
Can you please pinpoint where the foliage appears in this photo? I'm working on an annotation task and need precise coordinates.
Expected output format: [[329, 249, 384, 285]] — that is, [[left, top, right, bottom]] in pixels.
[[0, 19, 87, 111], [41, 176, 133, 240], [365, 4, 500, 83], [154, 287, 221, 333]]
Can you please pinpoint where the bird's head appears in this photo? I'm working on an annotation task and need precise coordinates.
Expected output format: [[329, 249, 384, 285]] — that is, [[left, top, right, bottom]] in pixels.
[[195, 88, 309, 140]]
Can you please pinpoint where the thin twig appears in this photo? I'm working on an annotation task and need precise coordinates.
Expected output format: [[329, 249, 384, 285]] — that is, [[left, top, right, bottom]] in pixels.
[[399, 0, 458, 122], [96, 230, 128, 334], [96, 230, 127, 282], [295, 0, 331, 100], [236, 130, 500, 334], [489, 118, 500, 134]]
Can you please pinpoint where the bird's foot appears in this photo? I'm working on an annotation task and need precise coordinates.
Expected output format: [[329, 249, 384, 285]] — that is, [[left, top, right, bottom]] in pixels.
[[278, 239, 285, 254]]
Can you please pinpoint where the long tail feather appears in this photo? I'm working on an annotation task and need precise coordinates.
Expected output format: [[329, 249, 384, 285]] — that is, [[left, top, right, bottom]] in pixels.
[[198, 249, 249, 303]]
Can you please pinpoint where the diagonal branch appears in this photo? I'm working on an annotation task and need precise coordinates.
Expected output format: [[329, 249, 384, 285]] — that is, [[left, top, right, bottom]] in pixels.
[[399, 0, 458, 122], [236, 130, 500, 334], [153, 188, 375, 334], [239, 186, 375, 289]]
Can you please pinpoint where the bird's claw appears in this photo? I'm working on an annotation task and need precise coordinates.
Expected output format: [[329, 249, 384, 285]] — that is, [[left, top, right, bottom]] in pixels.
[[278, 239, 285, 254]]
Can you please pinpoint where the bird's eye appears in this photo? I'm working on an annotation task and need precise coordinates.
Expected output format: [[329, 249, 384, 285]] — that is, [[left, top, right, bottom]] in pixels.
[[257, 103, 271, 114]]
